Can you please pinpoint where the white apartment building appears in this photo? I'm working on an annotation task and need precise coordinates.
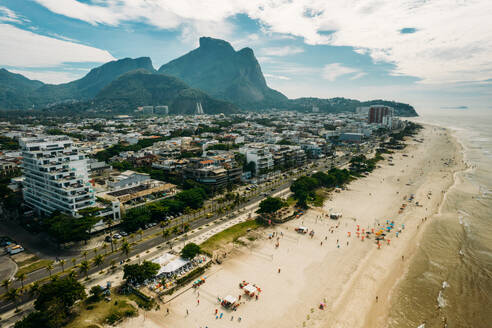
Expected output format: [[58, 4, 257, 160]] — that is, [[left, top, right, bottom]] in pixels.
[[20, 135, 95, 216], [240, 145, 274, 175]]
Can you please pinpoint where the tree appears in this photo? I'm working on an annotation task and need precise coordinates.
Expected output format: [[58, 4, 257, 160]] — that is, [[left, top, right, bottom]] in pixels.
[[123, 261, 160, 284], [257, 197, 287, 215], [43, 213, 97, 245], [120, 241, 131, 259], [46, 264, 54, 277], [181, 243, 201, 260], [88, 285, 104, 302], [82, 251, 88, 261], [14, 311, 46, 328], [33, 277, 86, 326], [29, 282, 40, 298], [102, 243, 108, 255], [79, 261, 90, 279], [175, 188, 206, 209], [2, 278, 11, 293], [4, 287, 20, 311], [58, 259, 65, 272], [137, 228, 144, 241], [17, 272, 26, 289], [93, 254, 104, 270]]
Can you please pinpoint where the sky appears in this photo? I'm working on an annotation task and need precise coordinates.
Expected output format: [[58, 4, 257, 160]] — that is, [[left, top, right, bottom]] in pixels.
[[1, 0, 491, 114]]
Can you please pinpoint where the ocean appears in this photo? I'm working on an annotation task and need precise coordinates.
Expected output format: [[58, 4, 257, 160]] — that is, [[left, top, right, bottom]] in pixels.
[[387, 110, 492, 328]]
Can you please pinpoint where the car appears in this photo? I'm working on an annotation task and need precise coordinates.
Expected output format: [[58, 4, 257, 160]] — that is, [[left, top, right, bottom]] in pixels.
[[104, 236, 112, 242], [119, 231, 128, 237], [150, 222, 157, 227], [144, 224, 150, 229], [113, 234, 122, 239]]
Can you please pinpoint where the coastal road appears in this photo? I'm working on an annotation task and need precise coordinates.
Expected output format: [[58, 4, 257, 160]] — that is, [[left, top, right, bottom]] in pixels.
[[0, 154, 354, 316]]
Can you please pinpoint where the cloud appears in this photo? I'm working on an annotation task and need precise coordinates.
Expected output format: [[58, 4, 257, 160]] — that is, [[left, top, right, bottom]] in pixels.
[[261, 46, 304, 56], [322, 63, 365, 81], [0, 6, 26, 23], [33, 0, 492, 85], [0, 24, 115, 68], [264, 73, 291, 80], [9, 69, 85, 84]]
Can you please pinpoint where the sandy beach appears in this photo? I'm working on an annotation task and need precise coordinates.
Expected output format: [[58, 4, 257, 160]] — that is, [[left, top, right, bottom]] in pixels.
[[118, 125, 464, 328]]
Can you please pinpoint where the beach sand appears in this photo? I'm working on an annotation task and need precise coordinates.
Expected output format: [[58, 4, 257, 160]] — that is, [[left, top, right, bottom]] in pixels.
[[118, 125, 464, 328]]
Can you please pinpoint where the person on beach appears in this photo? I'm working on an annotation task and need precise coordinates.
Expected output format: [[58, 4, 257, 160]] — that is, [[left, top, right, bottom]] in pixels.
[[186, 309, 189, 315], [278, 268, 281, 273], [376, 296, 379, 302]]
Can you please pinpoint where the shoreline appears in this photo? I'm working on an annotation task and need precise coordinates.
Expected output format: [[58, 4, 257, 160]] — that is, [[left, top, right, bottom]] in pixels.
[[117, 124, 464, 328], [365, 126, 466, 328]]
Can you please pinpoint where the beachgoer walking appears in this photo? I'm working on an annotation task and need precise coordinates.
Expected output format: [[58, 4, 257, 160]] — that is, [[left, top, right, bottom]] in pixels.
[[186, 309, 189, 315], [278, 268, 281, 273], [376, 296, 378, 302], [197, 299, 200, 305], [167, 308, 169, 314]]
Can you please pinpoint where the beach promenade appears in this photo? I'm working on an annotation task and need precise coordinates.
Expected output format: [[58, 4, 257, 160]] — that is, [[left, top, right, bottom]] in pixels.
[[119, 125, 463, 328]]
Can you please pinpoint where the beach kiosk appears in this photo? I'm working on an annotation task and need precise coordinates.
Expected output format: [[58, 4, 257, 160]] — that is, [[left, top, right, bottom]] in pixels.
[[221, 295, 238, 309], [295, 226, 308, 234], [330, 212, 342, 220], [243, 284, 257, 297]]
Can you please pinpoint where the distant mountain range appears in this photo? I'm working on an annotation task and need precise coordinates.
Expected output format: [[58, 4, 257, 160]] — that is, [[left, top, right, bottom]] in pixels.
[[0, 37, 418, 116]]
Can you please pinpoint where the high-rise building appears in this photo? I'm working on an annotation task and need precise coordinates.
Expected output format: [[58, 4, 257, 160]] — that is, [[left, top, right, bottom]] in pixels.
[[368, 105, 394, 124], [20, 136, 95, 216], [154, 105, 169, 115]]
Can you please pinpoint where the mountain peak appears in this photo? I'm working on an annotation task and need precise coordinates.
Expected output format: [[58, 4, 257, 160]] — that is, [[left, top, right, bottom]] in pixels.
[[159, 37, 287, 109], [198, 37, 234, 52]]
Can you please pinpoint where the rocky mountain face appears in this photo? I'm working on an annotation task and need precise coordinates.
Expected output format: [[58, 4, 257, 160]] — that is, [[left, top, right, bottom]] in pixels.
[[93, 69, 238, 114], [159, 37, 288, 109], [0, 57, 156, 109], [0, 37, 418, 116]]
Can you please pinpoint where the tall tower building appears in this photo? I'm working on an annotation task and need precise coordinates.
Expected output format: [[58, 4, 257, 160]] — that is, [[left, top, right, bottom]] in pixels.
[[368, 105, 394, 124], [20, 136, 95, 216]]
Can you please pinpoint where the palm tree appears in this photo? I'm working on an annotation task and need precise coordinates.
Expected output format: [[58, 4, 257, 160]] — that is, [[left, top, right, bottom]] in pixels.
[[71, 258, 77, 267], [137, 228, 144, 241], [79, 260, 90, 279], [1, 279, 11, 293], [3, 288, 19, 311], [59, 259, 66, 272], [162, 229, 169, 239], [93, 254, 104, 270], [104, 216, 114, 234], [68, 270, 77, 279], [16, 273, 26, 289], [120, 241, 131, 259], [29, 281, 40, 298], [102, 243, 108, 255], [82, 251, 88, 261], [93, 248, 98, 256], [46, 263, 54, 277], [129, 233, 135, 242]]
